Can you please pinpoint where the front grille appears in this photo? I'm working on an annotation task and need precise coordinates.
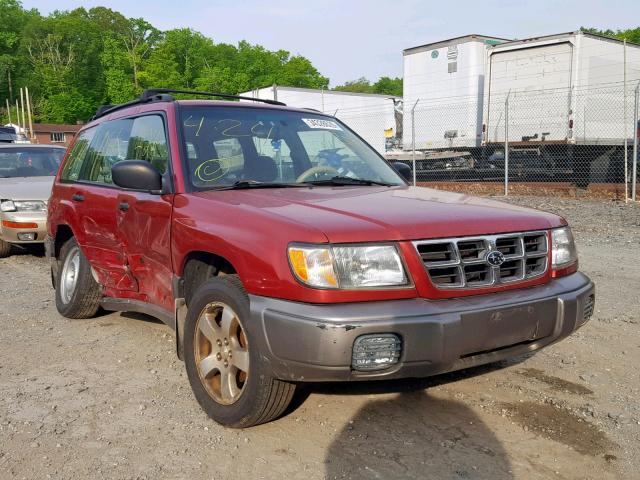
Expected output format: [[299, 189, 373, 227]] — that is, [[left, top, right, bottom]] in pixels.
[[414, 231, 548, 289]]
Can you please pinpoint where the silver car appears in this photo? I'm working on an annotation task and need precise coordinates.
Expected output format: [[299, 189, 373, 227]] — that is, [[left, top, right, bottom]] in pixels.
[[0, 144, 66, 257]]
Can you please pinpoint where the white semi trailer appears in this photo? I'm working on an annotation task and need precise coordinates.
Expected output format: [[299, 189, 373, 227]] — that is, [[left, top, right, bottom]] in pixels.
[[402, 31, 640, 184], [241, 86, 400, 154], [402, 34, 508, 151], [482, 31, 640, 184]]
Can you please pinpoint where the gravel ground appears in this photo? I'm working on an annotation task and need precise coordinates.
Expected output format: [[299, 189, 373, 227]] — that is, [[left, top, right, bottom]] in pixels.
[[0, 196, 638, 480]]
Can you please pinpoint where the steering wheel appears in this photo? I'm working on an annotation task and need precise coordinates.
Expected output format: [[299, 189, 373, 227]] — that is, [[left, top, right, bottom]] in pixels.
[[296, 166, 339, 183]]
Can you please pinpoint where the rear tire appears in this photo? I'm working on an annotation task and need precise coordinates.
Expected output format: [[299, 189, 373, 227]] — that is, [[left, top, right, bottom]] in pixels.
[[55, 237, 101, 319], [184, 275, 296, 428], [0, 239, 11, 258]]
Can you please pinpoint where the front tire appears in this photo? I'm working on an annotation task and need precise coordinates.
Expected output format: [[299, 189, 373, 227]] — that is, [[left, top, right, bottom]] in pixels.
[[184, 275, 296, 428], [0, 239, 12, 258], [55, 237, 101, 319]]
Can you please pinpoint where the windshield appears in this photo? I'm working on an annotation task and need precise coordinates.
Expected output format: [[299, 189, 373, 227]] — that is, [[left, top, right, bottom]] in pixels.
[[0, 147, 64, 178], [179, 106, 404, 189]]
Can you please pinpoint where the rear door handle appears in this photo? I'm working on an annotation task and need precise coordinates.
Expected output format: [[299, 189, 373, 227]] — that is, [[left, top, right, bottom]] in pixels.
[[118, 202, 130, 212], [71, 193, 84, 202]]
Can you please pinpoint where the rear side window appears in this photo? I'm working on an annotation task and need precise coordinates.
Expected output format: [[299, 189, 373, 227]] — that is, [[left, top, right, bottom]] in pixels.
[[68, 115, 169, 187], [60, 127, 96, 182]]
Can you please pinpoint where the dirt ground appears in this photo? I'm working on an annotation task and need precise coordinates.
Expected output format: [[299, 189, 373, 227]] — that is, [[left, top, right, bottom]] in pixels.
[[1, 196, 638, 480]]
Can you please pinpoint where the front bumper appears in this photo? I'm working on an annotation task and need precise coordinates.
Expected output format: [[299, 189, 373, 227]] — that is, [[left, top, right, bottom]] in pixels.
[[0, 211, 47, 244], [248, 273, 594, 382]]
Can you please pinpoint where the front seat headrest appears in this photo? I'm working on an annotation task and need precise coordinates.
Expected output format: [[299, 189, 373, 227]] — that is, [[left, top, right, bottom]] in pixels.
[[244, 155, 278, 182]]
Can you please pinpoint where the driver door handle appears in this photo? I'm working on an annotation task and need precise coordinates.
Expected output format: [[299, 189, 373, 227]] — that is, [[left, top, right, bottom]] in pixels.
[[71, 193, 84, 202], [118, 202, 130, 212]]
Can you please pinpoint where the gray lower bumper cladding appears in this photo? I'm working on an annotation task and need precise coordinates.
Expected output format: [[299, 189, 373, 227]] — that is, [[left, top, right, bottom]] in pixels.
[[247, 273, 594, 382]]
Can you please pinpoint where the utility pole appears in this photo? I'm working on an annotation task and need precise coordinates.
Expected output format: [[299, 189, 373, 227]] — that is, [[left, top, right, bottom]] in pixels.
[[15, 99, 20, 132], [20, 87, 26, 137], [5, 98, 11, 125], [25, 86, 34, 141], [7, 69, 13, 102]]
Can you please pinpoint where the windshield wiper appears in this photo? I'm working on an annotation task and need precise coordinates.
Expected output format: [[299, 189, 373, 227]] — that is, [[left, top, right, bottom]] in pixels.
[[306, 176, 395, 187], [215, 180, 313, 190]]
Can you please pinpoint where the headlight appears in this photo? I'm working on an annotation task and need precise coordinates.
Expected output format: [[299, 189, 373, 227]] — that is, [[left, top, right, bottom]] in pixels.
[[551, 227, 577, 269], [0, 200, 15, 212], [288, 244, 408, 289], [0, 200, 46, 212]]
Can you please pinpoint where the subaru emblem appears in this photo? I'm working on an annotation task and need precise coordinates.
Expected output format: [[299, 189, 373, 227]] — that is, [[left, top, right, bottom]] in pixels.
[[486, 250, 505, 267]]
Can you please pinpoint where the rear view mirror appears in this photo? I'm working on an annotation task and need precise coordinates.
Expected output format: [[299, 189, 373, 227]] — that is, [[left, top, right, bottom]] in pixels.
[[390, 161, 412, 182], [112, 160, 163, 192]]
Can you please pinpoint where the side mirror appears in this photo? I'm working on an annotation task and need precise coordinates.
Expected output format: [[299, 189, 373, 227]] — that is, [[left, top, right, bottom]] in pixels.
[[112, 160, 163, 192], [390, 161, 412, 182]]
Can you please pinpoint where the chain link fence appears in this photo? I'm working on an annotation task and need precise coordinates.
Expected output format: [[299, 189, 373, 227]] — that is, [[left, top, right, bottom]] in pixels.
[[348, 84, 640, 200]]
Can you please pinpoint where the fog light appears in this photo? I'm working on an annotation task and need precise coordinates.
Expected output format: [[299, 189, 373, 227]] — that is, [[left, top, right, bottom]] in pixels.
[[580, 294, 595, 326], [17, 232, 36, 241], [352, 334, 401, 371]]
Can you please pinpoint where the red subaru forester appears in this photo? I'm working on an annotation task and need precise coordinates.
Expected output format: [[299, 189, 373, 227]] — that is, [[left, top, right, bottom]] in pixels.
[[46, 89, 594, 427]]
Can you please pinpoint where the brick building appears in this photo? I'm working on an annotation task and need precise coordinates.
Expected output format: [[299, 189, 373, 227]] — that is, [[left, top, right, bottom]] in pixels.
[[32, 123, 82, 147]]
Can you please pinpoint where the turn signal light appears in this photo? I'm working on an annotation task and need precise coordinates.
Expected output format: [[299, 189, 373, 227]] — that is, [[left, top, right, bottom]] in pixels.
[[288, 246, 338, 288], [2, 220, 39, 229]]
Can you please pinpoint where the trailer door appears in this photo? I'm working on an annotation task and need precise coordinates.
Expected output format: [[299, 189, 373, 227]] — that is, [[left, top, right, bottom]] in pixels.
[[486, 42, 573, 143]]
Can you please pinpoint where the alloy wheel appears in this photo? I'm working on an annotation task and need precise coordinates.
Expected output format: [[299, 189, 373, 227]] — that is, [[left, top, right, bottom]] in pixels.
[[194, 302, 250, 405], [60, 246, 80, 304]]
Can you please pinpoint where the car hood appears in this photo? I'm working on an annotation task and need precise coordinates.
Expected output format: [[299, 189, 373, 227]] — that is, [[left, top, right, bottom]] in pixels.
[[195, 186, 565, 243], [0, 176, 55, 202]]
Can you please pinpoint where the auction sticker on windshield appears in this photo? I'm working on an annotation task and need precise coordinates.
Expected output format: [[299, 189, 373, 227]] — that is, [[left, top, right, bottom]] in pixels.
[[302, 118, 343, 130]]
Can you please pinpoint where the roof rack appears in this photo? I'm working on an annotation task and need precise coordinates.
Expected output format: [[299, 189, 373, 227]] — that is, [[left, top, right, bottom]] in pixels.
[[92, 88, 286, 121], [141, 88, 286, 106], [91, 93, 173, 121]]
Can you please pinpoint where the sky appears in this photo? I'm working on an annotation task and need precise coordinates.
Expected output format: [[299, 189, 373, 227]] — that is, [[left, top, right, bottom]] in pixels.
[[22, 0, 640, 87]]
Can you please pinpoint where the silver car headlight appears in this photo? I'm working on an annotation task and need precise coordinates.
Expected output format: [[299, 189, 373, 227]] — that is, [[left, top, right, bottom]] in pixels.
[[0, 200, 47, 212], [288, 244, 408, 289], [551, 227, 577, 269]]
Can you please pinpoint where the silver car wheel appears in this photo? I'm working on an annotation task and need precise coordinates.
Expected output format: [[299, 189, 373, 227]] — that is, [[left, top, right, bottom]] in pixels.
[[194, 302, 249, 405], [60, 246, 80, 304]]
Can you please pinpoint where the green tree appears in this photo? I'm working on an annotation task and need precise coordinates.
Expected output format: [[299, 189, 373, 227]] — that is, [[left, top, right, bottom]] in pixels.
[[2, 3, 331, 123], [277, 55, 328, 89], [334, 77, 373, 93], [139, 28, 215, 89], [20, 8, 105, 122], [0, 0, 38, 107], [121, 18, 160, 90], [372, 76, 402, 96], [101, 35, 135, 104], [334, 76, 402, 96], [581, 27, 640, 44]]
